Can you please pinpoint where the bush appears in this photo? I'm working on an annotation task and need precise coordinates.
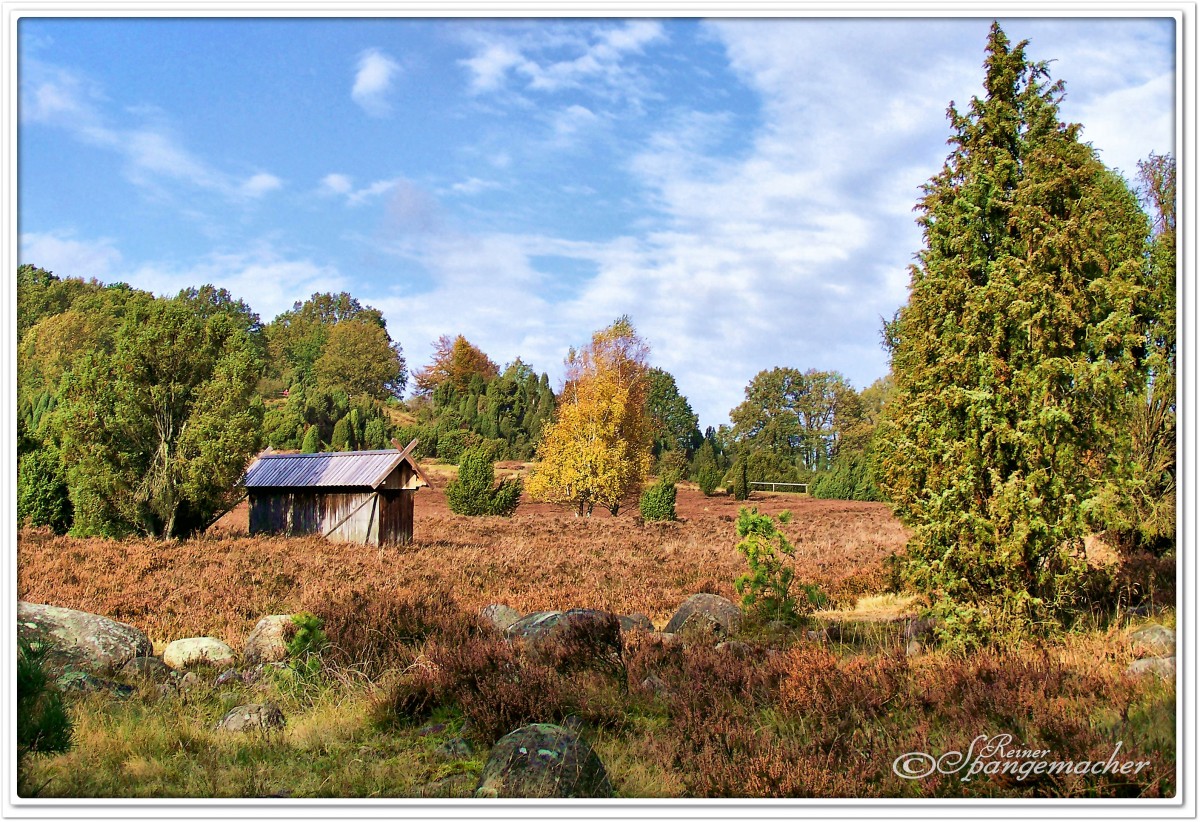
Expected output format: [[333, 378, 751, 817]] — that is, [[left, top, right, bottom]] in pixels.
[[300, 425, 321, 453], [436, 429, 473, 463], [329, 417, 353, 451], [639, 479, 677, 522], [730, 458, 750, 501], [446, 447, 522, 516], [696, 464, 722, 496], [17, 447, 72, 534], [17, 639, 73, 789], [733, 507, 816, 626]]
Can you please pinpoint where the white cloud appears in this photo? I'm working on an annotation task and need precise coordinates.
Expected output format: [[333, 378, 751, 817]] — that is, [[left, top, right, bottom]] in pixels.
[[130, 247, 349, 322], [449, 177, 502, 196], [352, 48, 401, 117], [320, 173, 353, 195], [241, 172, 283, 198], [19, 231, 123, 281], [21, 58, 284, 204], [459, 20, 665, 103]]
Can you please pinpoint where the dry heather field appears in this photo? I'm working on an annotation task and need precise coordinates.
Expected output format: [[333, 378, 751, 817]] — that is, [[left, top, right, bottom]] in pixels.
[[19, 486, 906, 648], [16, 484, 1176, 800]]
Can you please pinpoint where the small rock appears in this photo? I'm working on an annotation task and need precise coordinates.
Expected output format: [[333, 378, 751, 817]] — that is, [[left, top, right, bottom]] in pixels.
[[640, 675, 670, 699], [805, 629, 826, 642], [214, 703, 286, 733], [417, 721, 448, 737], [176, 672, 203, 692], [480, 604, 523, 632], [906, 640, 925, 658], [213, 668, 242, 687], [1127, 656, 1176, 679], [120, 656, 173, 683], [163, 637, 236, 671], [506, 609, 623, 671], [561, 714, 585, 733], [475, 723, 613, 798], [715, 640, 753, 659], [1129, 625, 1175, 658], [243, 615, 296, 666], [617, 614, 655, 633], [55, 670, 135, 698], [436, 737, 474, 760]]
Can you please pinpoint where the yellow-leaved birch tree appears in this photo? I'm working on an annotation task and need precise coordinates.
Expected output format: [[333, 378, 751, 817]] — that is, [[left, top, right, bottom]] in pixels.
[[527, 317, 653, 516]]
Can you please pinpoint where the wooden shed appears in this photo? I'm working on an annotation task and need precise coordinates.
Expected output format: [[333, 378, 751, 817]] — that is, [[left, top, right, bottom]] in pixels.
[[244, 440, 430, 545]]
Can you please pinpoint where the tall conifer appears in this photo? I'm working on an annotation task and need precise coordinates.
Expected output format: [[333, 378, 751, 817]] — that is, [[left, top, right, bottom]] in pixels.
[[877, 23, 1149, 641]]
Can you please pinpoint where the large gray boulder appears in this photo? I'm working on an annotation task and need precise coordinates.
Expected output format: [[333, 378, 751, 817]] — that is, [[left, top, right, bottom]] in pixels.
[[663, 593, 742, 640], [475, 723, 613, 798], [18, 601, 153, 675], [1129, 625, 1175, 658], [1127, 656, 1176, 680], [244, 615, 297, 665], [506, 609, 622, 672], [163, 637, 236, 670], [480, 604, 523, 632]]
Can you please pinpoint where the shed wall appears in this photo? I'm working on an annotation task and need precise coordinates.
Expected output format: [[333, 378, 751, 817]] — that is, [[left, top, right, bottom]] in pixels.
[[249, 488, 415, 545]]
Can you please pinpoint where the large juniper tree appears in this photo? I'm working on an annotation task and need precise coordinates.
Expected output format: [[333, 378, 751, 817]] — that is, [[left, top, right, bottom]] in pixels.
[[876, 23, 1150, 642]]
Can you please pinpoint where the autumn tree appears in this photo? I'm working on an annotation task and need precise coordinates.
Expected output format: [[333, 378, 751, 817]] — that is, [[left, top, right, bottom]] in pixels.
[[526, 317, 653, 516], [413, 334, 500, 395], [55, 292, 265, 538], [875, 23, 1150, 641]]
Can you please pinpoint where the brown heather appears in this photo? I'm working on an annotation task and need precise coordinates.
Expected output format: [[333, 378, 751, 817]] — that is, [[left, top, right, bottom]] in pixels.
[[18, 487, 905, 648], [17, 485, 1175, 798]]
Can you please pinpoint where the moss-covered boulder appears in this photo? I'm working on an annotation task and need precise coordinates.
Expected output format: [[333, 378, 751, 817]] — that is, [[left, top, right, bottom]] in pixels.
[[475, 723, 613, 798]]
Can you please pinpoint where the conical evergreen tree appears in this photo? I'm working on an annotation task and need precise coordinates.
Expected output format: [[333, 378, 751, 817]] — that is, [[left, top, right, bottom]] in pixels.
[[876, 23, 1150, 643]]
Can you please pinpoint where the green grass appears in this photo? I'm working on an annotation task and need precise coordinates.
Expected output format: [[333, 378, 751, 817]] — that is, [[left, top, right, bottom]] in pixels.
[[21, 607, 1177, 799]]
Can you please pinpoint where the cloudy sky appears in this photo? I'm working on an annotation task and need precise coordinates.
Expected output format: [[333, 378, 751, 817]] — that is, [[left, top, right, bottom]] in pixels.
[[18, 16, 1176, 427]]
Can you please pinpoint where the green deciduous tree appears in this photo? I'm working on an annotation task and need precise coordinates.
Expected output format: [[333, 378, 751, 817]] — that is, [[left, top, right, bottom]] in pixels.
[[730, 367, 858, 474], [266, 292, 406, 397], [876, 23, 1151, 641], [55, 293, 265, 538]]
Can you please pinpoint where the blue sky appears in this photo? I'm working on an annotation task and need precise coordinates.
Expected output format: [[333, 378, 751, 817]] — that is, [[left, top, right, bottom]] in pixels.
[[18, 16, 1176, 427]]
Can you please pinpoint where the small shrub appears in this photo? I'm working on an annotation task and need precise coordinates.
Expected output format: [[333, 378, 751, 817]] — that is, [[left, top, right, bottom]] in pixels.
[[733, 507, 813, 626], [436, 429, 473, 464], [639, 480, 677, 522], [446, 447, 523, 516], [273, 611, 329, 693], [17, 639, 73, 791], [730, 458, 750, 501], [696, 465, 722, 496], [300, 425, 321, 453]]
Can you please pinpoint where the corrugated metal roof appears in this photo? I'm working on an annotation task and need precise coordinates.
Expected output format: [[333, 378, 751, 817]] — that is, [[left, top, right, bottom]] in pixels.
[[245, 449, 413, 489]]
